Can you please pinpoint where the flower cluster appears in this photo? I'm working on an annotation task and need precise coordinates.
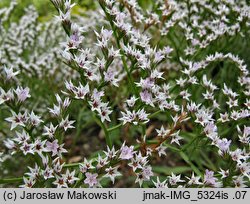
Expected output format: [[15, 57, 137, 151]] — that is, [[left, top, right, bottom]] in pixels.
[[0, 0, 249, 188]]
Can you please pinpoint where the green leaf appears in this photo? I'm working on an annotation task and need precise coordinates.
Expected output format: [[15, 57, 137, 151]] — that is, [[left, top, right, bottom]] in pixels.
[[153, 166, 192, 175]]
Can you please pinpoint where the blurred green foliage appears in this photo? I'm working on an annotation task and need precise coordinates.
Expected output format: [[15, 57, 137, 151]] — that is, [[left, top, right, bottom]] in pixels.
[[0, 0, 98, 22]]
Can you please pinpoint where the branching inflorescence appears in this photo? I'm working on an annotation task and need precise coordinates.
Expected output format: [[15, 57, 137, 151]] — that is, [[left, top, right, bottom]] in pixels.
[[0, 0, 249, 188]]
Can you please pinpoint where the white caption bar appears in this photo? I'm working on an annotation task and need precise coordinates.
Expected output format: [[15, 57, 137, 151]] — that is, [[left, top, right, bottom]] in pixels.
[[0, 188, 249, 204]]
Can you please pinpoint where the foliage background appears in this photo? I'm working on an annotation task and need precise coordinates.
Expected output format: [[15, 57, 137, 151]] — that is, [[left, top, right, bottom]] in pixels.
[[0, 0, 249, 187]]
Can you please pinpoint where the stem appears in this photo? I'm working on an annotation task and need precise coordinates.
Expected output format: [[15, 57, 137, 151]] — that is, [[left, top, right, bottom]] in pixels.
[[100, 3, 138, 96], [107, 123, 122, 132], [93, 113, 112, 148], [107, 109, 163, 133], [0, 177, 23, 184], [148, 109, 162, 119], [0, 162, 83, 185]]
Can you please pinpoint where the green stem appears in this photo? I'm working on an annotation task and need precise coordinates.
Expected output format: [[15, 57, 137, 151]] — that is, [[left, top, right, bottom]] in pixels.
[[148, 109, 162, 119], [107, 109, 163, 133], [100, 3, 137, 96], [93, 113, 112, 148], [107, 123, 122, 132], [0, 162, 84, 185], [0, 177, 23, 184]]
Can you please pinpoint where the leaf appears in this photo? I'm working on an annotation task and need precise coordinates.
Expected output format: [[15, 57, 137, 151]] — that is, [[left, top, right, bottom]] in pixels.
[[153, 166, 192, 175], [179, 151, 202, 177]]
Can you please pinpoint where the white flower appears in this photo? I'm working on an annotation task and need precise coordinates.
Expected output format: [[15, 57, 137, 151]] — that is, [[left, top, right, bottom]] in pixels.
[[185, 172, 202, 186], [25, 164, 40, 179], [217, 138, 231, 154], [153, 177, 168, 188], [104, 166, 121, 184], [0, 88, 14, 105], [14, 130, 30, 144], [233, 176, 247, 188], [156, 126, 169, 137], [29, 111, 43, 126], [103, 146, 118, 159], [46, 140, 59, 156], [33, 139, 46, 156], [170, 130, 182, 146], [218, 169, 229, 179], [97, 102, 112, 122], [53, 176, 68, 188], [75, 83, 90, 99], [48, 104, 61, 117], [62, 170, 79, 185], [59, 115, 75, 131], [43, 123, 58, 139], [4, 139, 17, 152], [20, 177, 36, 188], [155, 144, 167, 157], [142, 166, 153, 180], [15, 87, 31, 102], [119, 143, 135, 160], [204, 169, 218, 187], [42, 167, 54, 180], [5, 111, 27, 130], [96, 154, 109, 169], [4, 66, 20, 80], [20, 142, 34, 155], [84, 172, 98, 187], [79, 158, 95, 173], [168, 173, 185, 186]]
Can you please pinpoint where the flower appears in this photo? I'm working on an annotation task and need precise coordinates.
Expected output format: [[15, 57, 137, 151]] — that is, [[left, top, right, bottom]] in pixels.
[[233, 176, 247, 188], [119, 143, 135, 160], [4, 66, 20, 80], [96, 154, 109, 169], [168, 173, 184, 186], [20, 177, 36, 188], [33, 139, 46, 156], [43, 123, 58, 139], [48, 104, 61, 117], [20, 142, 34, 155], [75, 83, 90, 99], [103, 166, 121, 184], [53, 176, 68, 188], [0, 88, 14, 105], [152, 177, 168, 188], [126, 96, 138, 107], [217, 138, 231, 154], [140, 90, 154, 107], [29, 111, 43, 126], [103, 146, 118, 159], [46, 140, 59, 156], [155, 144, 167, 157], [185, 172, 202, 186], [156, 126, 169, 137], [63, 170, 79, 185], [142, 166, 153, 180], [79, 158, 95, 173], [4, 139, 17, 152], [204, 169, 218, 187], [25, 164, 40, 179], [15, 87, 31, 102], [59, 115, 75, 131], [218, 169, 229, 179], [97, 102, 112, 122], [5, 111, 27, 130], [84, 172, 98, 187], [14, 130, 30, 144], [42, 167, 54, 180], [170, 130, 182, 146]]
